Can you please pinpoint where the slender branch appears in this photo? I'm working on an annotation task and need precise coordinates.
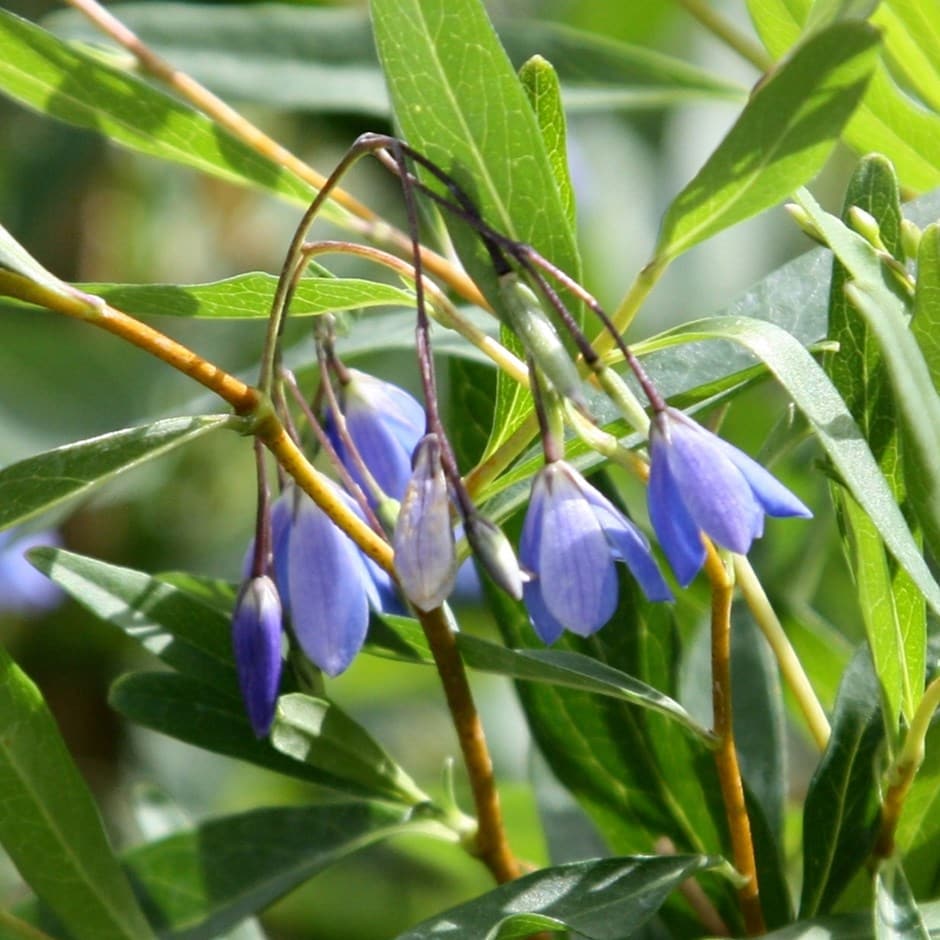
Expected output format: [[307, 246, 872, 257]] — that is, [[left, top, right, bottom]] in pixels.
[[674, 0, 774, 71], [874, 675, 940, 859], [418, 605, 520, 882], [733, 556, 830, 750], [703, 543, 765, 936], [61, 0, 485, 307]]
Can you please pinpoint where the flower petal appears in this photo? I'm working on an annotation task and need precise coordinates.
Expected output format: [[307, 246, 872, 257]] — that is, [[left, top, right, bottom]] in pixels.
[[664, 414, 763, 555], [232, 576, 283, 737], [520, 475, 565, 643], [648, 431, 706, 586], [537, 464, 618, 636], [576, 480, 673, 603], [392, 434, 456, 611], [522, 578, 567, 644], [288, 493, 369, 677]]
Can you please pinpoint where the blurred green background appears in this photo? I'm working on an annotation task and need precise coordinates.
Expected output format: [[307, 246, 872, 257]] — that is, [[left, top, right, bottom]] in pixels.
[[0, 1, 854, 936]]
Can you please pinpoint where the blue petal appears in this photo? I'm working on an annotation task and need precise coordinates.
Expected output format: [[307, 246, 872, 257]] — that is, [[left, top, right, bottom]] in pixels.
[[232, 576, 283, 737], [710, 435, 813, 519], [288, 493, 369, 677], [522, 578, 567, 644], [392, 434, 456, 611], [664, 413, 763, 554], [520, 474, 565, 643], [536, 464, 618, 636], [648, 431, 706, 586], [576, 478, 673, 603], [270, 487, 294, 606]]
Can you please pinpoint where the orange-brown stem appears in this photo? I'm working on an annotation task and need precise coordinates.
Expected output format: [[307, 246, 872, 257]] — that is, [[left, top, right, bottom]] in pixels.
[[703, 543, 765, 936]]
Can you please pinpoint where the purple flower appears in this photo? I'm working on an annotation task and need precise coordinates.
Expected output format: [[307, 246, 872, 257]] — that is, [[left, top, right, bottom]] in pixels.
[[327, 369, 425, 503], [520, 461, 672, 643], [281, 482, 395, 676], [393, 433, 457, 611], [0, 528, 63, 614], [648, 407, 812, 586], [232, 575, 283, 737]]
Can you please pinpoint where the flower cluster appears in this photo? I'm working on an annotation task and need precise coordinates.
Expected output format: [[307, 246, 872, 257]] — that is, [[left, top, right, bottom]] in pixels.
[[232, 364, 812, 736]]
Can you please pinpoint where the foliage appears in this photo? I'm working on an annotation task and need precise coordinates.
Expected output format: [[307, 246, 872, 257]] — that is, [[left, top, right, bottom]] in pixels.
[[0, 0, 937, 939]]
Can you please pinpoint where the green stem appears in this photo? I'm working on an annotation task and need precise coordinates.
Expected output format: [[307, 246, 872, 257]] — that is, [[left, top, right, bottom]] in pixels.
[[601, 256, 669, 354], [874, 675, 940, 858], [674, 0, 774, 71], [734, 556, 831, 750]]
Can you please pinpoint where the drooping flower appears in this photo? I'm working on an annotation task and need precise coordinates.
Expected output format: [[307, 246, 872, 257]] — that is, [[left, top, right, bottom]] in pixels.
[[232, 575, 283, 737], [283, 483, 394, 677], [520, 461, 672, 643], [648, 407, 812, 586], [393, 433, 457, 611], [326, 369, 425, 503]]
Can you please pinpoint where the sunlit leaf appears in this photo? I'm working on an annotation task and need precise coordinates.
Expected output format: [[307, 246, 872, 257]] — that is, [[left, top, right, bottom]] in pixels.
[[0, 646, 154, 940], [875, 858, 931, 940], [0, 415, 236, 533]]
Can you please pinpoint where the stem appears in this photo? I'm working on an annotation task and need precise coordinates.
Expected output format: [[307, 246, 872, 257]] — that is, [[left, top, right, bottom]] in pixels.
[[874, 675, 940, 859], [416, 604, 520, 883], [62, 0, 485, 307], [674, 0, 773, 71], [703, 543, 765, 936], [733, 556, 831, 751], [602, 257, 669, 354]]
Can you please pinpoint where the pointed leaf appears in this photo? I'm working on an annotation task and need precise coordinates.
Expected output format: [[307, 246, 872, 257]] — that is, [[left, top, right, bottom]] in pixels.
[[0, 415, 235, 532], [655, 22, 879, 262], [0, 11, 320, 210], [913, 223, 940, 392], [758, 901, 940, 940], [109, 671, 417, 803], [0, 645, 154, 940], [800, 648, 883, 917], [123, 803, 432, 939], [393, 855, 722, 940], [29, 548, 237, 694], [270, 693, 428, 807]]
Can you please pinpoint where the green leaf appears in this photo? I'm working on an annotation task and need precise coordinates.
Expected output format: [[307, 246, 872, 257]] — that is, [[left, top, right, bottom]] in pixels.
[[875, 2, 940, 112], [29, 548, 237, 694], [270, 693, 428, 807], [518, 56, 576, 230], [109, 671, 421, 804], [650, 314, 940, 621], [0, 645, 154, 940], [393, 855, 722, 940], [0, 415, 235, 533], [824, 155, 923, 733], [655, 21, 879, 263], [913, 224, 940, 391], [123, 802, 436, 939], [0, 221, 83, 302], [796, 186, 940, 566], [747, 0, 807, 57], [68, 274, 415, 320], [481, 570, 739, 931], [800, 648, 883, 917], [0, 11, 319, 210], [759, 901, 940, 940], [875, 858, 931, 940]]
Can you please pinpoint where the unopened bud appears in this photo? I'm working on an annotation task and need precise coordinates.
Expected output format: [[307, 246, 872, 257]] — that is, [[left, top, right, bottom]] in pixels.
[[784, 203, 824, 244], [847, 206, 885, 250], [901, 219, 922, 261], [464, 513, 525, 600], [498, 273, 586, 406], [393, 434, 457, 611]]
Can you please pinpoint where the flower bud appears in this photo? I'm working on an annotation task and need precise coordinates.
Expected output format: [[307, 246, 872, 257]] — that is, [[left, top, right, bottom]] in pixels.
[[847, 206, 885, 251], [497, 273, 585, 406], [232, 576, 284, 737], [464, 513, 524, 600], [393, 434, 457, 611], [901, 219, 922, 261]]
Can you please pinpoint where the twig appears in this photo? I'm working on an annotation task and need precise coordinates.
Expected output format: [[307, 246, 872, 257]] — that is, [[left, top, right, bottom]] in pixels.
[[674, 0, 773, 71], [703, 543, 766, 936]]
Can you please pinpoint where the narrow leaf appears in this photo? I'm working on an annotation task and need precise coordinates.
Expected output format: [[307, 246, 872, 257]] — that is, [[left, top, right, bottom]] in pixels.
[[655, 21, 879, 262], [913, 223, 940, 391], [800, 648, 883, 917], [0, 415, 235, 532], [123, 803, 430, 939], [0, 221, 85, 302], [109, 671, 417, 802], [875, 858, 931, 940], [758, 901, 940, 940], [393, 855, 722, 940], [0, 11, 318, 209], [0, 645, 154, 940], [29, 548, 237, 694], [270, 693, 428, 807]]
